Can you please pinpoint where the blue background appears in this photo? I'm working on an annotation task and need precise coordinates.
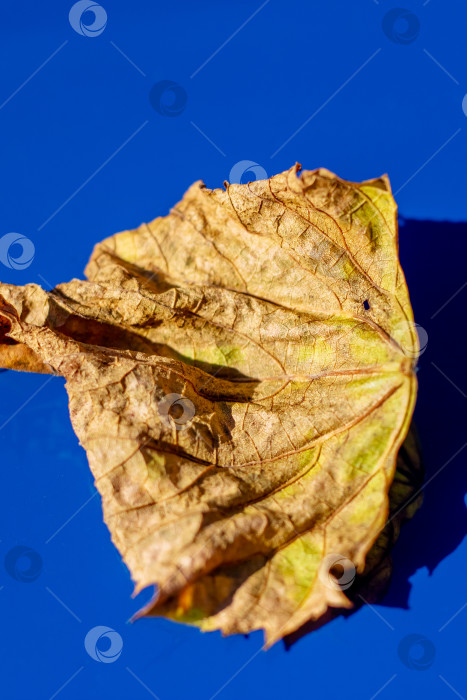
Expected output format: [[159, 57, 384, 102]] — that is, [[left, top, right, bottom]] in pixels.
[[1, 1, 466, 698]]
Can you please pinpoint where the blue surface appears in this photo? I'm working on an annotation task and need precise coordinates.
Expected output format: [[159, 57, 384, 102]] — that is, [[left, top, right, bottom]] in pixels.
[[1, 1, 466, 699]]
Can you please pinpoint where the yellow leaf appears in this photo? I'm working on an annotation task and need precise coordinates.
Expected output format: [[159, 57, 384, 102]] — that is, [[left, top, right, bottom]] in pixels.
[[0, 165, 420, 645]]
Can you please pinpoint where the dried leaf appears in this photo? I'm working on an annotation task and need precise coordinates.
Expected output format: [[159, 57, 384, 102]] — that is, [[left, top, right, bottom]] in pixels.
[[284, 423, 423, 646], [0, 165, 420, 645]]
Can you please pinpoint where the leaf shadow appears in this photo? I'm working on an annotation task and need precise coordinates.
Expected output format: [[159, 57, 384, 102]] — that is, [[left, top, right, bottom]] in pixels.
[[381, 217, 467, 606]]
